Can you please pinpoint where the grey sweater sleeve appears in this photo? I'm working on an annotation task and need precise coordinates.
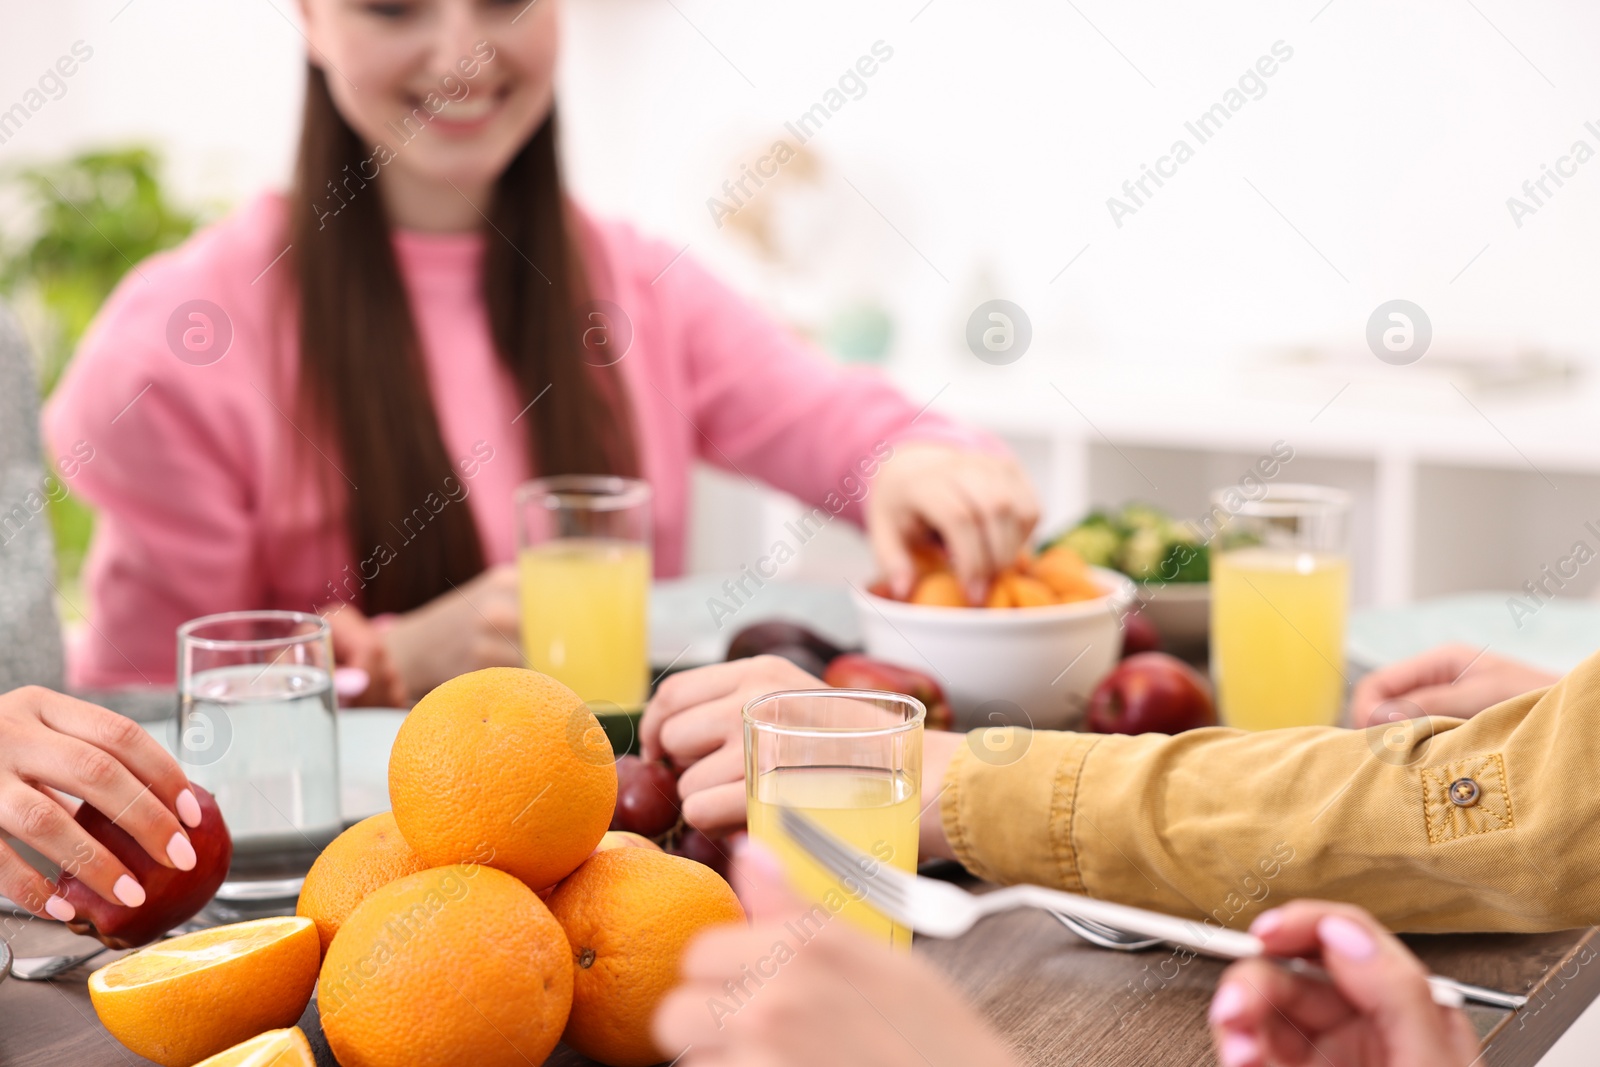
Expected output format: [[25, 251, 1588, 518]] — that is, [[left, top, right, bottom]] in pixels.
[[0, 303, 66, 691]]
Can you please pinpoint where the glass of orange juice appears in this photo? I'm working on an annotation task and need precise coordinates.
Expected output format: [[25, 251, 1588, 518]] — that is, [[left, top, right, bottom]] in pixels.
[[744, 689, 923, 950], [516, 476, 651, 752], [1210, 484, 1351, 730]]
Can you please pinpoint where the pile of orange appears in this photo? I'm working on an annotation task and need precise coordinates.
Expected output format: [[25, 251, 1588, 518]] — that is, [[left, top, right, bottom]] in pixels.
[[895, 543, 1106, 608], [88, 667, 745, 1067]]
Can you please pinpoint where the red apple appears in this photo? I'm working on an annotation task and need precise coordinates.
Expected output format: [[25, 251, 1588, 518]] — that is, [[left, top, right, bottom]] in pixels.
[[58, 785, 232, 949], [1087, 652, 1216, 736], [1121, 608, 1162, 658], [823, 653, 954, 731]]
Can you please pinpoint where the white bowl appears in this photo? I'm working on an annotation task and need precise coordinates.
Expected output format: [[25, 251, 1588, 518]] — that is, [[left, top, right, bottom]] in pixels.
[[852, 567, 1136, 731]]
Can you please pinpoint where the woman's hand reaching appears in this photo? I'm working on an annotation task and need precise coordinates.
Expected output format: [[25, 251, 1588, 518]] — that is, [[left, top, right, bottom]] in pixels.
[[865, 443, 1040, 603]]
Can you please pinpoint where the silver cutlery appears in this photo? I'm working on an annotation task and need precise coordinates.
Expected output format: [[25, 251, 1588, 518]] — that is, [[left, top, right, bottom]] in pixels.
[[1048, 911, 1527, 1010], [778, 807, 1520, 1012], [9, 943, 112, 981], [1053, 911, 1163, 951], [7, 917, 213, 982]]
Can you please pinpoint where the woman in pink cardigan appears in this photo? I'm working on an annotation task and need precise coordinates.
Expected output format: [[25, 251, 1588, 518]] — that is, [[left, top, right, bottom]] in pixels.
[[44, 1, 1035, 701]]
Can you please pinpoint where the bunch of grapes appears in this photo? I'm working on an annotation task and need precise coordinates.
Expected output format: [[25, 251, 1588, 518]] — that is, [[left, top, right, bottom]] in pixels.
[[610, 755, 732, 878]]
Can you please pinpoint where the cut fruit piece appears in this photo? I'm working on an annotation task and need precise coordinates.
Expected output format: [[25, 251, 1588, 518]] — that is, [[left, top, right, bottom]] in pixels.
[[1005, 573, 1057, 607], [89, 916, 320, 1067], [910, 571, 968, 607], [194, 1027, 315, 1067]]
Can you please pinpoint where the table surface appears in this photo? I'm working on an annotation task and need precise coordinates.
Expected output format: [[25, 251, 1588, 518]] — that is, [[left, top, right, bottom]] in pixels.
[[17, 630, 1599, 1064], [5, 889, 1596, 1067]]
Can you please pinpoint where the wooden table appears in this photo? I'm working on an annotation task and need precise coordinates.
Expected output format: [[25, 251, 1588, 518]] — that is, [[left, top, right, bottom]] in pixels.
[[5, 895, 1596, 1067]]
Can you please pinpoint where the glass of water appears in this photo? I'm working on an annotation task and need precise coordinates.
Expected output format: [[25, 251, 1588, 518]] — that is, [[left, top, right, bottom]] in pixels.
[[177, 611, 340, 916]]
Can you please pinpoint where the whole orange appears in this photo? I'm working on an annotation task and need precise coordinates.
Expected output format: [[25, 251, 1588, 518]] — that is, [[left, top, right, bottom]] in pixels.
[[546, 848, 745, 1067], [319, 865, 573, 1067], [297, 812, 429, 956], [596, 831, 663, 853], [388, 667, 616, 889]]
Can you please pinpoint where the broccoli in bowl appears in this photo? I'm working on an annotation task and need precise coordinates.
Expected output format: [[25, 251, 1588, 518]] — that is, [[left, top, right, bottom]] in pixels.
[[1046, 504, 1208, 584]]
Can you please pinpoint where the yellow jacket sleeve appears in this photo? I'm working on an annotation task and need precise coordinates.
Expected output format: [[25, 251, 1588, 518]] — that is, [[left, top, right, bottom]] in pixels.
[[939, 650, 1600, 933]]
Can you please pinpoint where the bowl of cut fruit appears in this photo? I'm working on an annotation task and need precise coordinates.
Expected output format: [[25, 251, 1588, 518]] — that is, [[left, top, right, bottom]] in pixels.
[[854, 544, 1134, 730], [1051, 503, 1211, 652]]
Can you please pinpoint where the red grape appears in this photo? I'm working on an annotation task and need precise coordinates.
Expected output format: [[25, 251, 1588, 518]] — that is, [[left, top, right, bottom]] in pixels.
[[612, 755, 681, 837], [676, 828, 732, 879]]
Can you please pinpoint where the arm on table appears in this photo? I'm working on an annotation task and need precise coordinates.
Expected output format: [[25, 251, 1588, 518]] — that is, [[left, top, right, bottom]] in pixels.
[[939, 652, 1594, 933]]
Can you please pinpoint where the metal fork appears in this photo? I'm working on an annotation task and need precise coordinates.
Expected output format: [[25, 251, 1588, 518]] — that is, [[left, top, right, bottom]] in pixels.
[[1054, 911, 1162, 951], [778, 808, 1497, 1010], [10, 943, 113, 981], [8, 917, 213, 982], [1047, 911, 1527, 1010]]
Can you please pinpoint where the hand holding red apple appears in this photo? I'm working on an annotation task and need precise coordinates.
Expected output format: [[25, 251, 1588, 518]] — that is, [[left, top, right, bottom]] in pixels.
[[59, 785, 231, 948], [0, 686, 214, 935]]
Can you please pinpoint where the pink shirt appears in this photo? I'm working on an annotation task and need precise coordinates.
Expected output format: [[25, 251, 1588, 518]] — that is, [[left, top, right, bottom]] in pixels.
[[45, 194, 988, 688]]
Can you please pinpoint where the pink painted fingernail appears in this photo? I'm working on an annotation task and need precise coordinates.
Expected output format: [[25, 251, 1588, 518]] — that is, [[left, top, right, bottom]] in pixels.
[[733, 836, 786, 881], [176, 789, 202, 828], [1318, 914, 1377, 961], [44, 894, 75, 922], [167, 832, 197, 871], [1249, 908, 1283, 938], [113, 875, 146, 908], [1209, 982, 1247, 1025], [1218, 1031, 1259, 1067], [333, 666, 370, 699]]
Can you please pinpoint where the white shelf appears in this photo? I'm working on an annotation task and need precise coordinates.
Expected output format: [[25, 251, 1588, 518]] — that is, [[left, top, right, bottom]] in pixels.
[[684, 353, 1600, 611], [895, 354, 1600, 608]]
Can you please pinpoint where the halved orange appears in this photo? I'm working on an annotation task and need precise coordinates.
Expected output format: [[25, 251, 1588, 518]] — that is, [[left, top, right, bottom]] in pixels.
[[194, 1027, 315, 1066], [89, 916, 320, 1067]]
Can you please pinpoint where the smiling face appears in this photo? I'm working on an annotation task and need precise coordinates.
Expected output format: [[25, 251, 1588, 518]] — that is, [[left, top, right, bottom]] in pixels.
[[299, 0, 560, 227]]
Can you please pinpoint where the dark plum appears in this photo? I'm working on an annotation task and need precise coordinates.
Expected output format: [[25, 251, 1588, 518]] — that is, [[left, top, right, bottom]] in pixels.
[[725, 621, 843, 666]]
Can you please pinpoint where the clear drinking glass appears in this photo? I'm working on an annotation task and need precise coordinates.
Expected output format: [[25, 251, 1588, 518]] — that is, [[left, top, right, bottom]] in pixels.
[[1209, 484, 1351, 730], [517, 476, 651, 755], [177, 610, 340, 914], [744, 689, 923, 950]]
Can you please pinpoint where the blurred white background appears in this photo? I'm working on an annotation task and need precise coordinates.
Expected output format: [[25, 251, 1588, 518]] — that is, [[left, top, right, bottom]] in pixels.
[[7, 0, 1600, 610]]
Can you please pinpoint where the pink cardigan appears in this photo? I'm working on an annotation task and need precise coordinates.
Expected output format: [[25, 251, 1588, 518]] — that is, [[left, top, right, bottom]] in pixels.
[[45, 194, 987, 688]]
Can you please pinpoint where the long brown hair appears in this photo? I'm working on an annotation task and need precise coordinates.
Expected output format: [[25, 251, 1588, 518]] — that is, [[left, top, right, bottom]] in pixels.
[[288, 66, 637, 614]]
